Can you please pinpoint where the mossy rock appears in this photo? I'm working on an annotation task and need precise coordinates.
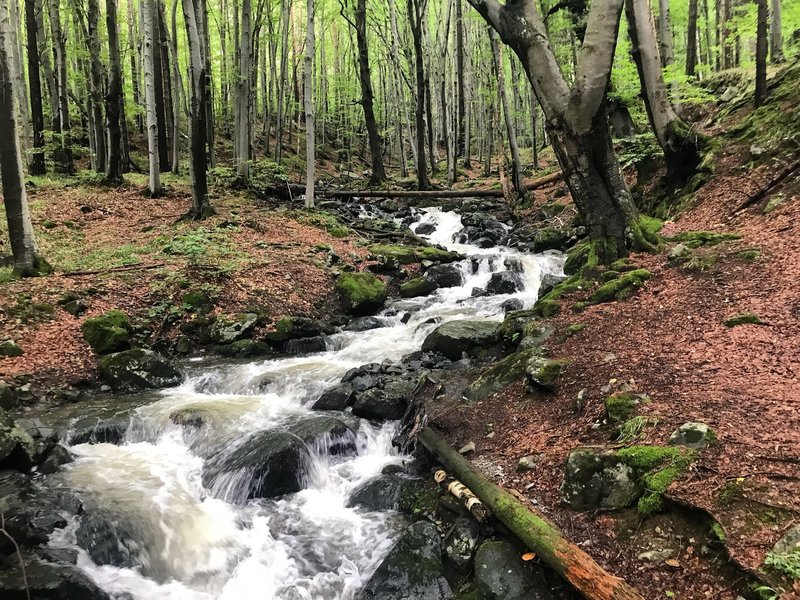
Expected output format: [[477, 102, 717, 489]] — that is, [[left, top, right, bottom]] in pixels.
[[0, 407, 36, 470], [182, 290, 214, 314], [208, 313, 259, 344], [97, 349, 183, 390], [80, 310, 133, 355], [400, 276, 438, 298], [724, 312, 763, 327], [213, 339, 275, 359], [532, 298, 560, 318], [667, 230, 741, 249], [525, 357, 569, 391], [265, 315, 327, 343], [0, 340, 23, 357], [604, 393, 644, 424], [616, 445, 696, 515], [421, 319, 499, 361], [464, 348, 540, 401], [335, 272, 387, 316], [668, 422, 716, 449], [588, 269, 651, 304], [369, 244, 463, 265]]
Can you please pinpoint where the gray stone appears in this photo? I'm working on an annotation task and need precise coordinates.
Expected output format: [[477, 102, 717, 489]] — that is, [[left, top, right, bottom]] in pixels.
[[208, 313, 258, 344], [517, 455, 541, 471], [0, 380, 18, 410], [352, 388, 407, 421], [284, 336, 327, 355], [347, 474, 404, 511], [425, 264, 464, 288], [312, 383, 354, 411], [400, 277, 439, 298], [444, 518, 481, 572], [667, 243, 691, 261], [265, 316, 329, 344], [668, 422, 715, 449], [560, 448, 640, 511], [97, 349, 183, 390], [288, 416, 356, 455], [771, 524, 800, 556], [525, 357, 568, 391], [474, 539, 554, 600], [421, 319, 499, 361], [0, 408, 36, 471], [486, 271, 523, 295], [0, 556, 111, 600]]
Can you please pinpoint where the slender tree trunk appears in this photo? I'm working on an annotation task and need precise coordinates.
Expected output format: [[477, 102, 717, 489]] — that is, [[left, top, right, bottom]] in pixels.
[[770, 0, 783, 64], [686, 0, 698, 77], [304, 0, 315, 207], [182, 0, 212, 218], [0, 4, 49, 276], [170, 0, 182, 173], [127, 0, 143, 133], [455, 0, 465, 156], [529, 90, 539, 170], [87, 0, 107, 172], [24, 0, 45, 174], [8, 0, 31, 157], [106, 0, 124, 184], [201, 0, 215, 167], [755, 0, 768, 107], [408, 0, 430, 189], [625, 0, 704, 182], [143, 0, 162, 196], [274, 0, 290, 162], [154, 0, 170, 172], [48, 0, 73, 173], [235, 0, 252, 179], [34, 0, 58, 131], [701, 0, 713, 69], [657, 0, 674, 68]]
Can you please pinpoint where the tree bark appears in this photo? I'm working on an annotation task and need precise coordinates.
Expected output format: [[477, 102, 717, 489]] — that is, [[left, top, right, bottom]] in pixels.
[[304, 0, 315, 207], [455, 0, 466, 157], [418, 428, 645, 600], [34, 0, 58, 132], [686, 0, 698, 77], [143, 0, 162, 196], [408, 0, 430, 189], [127, 0, 143, 133], [769, 0, 783, 64], [657, 0, 674, 68], [182, 0, 212, 218], [48, 0, 74, 173], [106, 0, 124, 184], [0, 5, 49, 276], [625, 0, 704, 183], [154, 0, 170, 172], [169, 0, 182, 173], [274, 0, 290, 162], [24, 0, 45, 175], [755, 0, 768, 107], [235, 0, 252, 179], [86, 0, 107, 172]]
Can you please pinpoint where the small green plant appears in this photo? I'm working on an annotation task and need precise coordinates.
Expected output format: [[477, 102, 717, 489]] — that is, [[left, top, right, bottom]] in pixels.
[[617, 416, 658, 443], [765, 549, 800, 581], [717, 478, 746, 506], [710, 521, 726, 542], [616, 133, 662, 169]]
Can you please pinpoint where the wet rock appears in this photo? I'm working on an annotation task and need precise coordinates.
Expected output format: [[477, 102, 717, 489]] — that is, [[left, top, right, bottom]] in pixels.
[[38, 445, 74, 474], [525, 357, 568, 392], [347, 474, 404, 511], [500, 298, 524, 313], [76, 514, 144, 570], [424, 264, 464, 288], [0, 380, 17, 410], [170, 407, 207, 428], [486, 271, 523, 295], [471, 287, 489, 297], [421, 319, 499, 361], [463, 349, 539, 402], [213, 339, 275, 358], [357, 520, 451, 600], [208, 313, 258, 344], [444, 518, 481, 572], [400, 277, 439, 298], [14, 418, 57, 463], [415, 222, 437, 235], [265, 315, 330, 344], [0, 340, 24, 357], [202, 430, 311, 501], [312, 383, 355, 411], [336, 272, 388, 316], [474, 539, 553, 600], [345, 317, 386, 332], [668, 422, 715, 449], [68, 415, 130, 445], [288, 416, 356, 455], [0, 556, 111, 600], [284, 336, 327, 355], [560, 448, 640, 511], [0, 408, 36, 471], [517, 454, 541, 471], [80, 310, 132, 355], [97, 349, 183, 390], [352, 388, 408, 421]]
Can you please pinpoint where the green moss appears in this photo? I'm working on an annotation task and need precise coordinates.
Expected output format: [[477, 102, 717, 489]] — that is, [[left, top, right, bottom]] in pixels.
[[0, 341, 23, 357], [616, 445, 696, 516], [737, 248, 761, 261], [588, 269, 651, 304], [532, 298, 560, 318], [294, 210, 350, 238], [565, 323, 586, 336], [667, 230, 742, 248], [710, 521, 726, 542], [335, 272, 387, 315], [724, 312, 763, 327], [464, 348, 540, 401], [572, 301, 588, 313], [682, 253, 717, 272], [604, 393, 640, 424], [81, 309, 133, 355], [399, 276, 437, 298], [369, 243, 461, 264], [717, 479, 745, 506], [527, 357, 569, 390], [616, 445, 689, 471], [608, 258, 634, 272]]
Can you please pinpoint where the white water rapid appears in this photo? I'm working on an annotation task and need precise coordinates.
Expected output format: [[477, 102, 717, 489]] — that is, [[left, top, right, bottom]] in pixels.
[[50, 207, 565, 600]]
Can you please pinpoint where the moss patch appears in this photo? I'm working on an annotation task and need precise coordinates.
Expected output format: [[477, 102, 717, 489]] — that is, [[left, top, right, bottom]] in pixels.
[[369, 244, 462, 265], [81, 309, 133, 355], [616, 445, 696, 515], [335, 272, 387, 316], [667, 230, 742, 248], [724, 312, 763, 327], [588, 269, 651, 304], [604, 393, 641, 424]]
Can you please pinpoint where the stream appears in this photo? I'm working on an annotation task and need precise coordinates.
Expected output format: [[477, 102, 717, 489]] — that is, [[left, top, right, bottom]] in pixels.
[[48, 207, 564, 600]]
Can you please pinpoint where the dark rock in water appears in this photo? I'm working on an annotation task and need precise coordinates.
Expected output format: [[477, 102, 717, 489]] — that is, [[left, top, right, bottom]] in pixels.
[[0, 408, 36, 472], [213, 339, 275, 359], [424, 264, 464, 288], [169, 408, 206, 428], [415, 222, 436, 235], [347, 474, 404, 511], [0, 556, 111, 600], [312, 383, 355, 411], [503, 257, 525, 273], [288, 416, 356, 455], [421, 319, 499, 361], [76, 514, 144, 571], [400, 277, 438, 298], [474, 237, 496, 249], [444, 518, 481, 572], [471, 287, 488, 298], [500, 299, 524, 313], [486, 271, 523, 295], [208, 313, 258, 344], [352, 388, 407, 421], [284, 336, 327, 355], [474, 539, 554, 600], [97, 349, 183, 390], [345, 317, 386, 332], [37, 444, 73, 474], [68, 415, 130, 446], [537, 272, 568, 299], [202, 430, 310, 501], [15, 418, 58, 462], [265, 316, 330, 344], [357, 521, 451, 600]]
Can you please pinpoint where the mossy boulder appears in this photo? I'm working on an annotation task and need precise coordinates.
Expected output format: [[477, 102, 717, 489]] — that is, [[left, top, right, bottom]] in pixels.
[[0, 407, 36, 471], [525, 357, 568, 391], [208, 313, 258, 344], [604, 393, 646, 424], [464, 348, 540, 401], [0, 340, 23, 357], [213, 339, 275, 359], [97, 349, 183, 390], [421, 319, 499, 360], [336, 272, 388, 316], [81, 310, 133, 355], [400, 276, 439, 298], [667, 230, 741, 248], [588, 269, 651, 304], [182, 290, 214, 314], [724, 312, 763, 327], [668, 422, 716, 449], [265, 315, 329, 343], [615, 445, 696, 515], [369, 244, 462, 265]]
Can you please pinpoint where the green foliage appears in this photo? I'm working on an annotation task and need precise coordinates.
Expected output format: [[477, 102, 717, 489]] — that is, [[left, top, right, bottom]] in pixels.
[[588, 269, 651, 304], [617, 133, 662, 169], [162, 230, 214, 259], [617, 416, 658, 444], [81, 309, 133, 355], [765, 549, 800, 581], [724, 312, 763, 327], [717, 479, 746, 506], [616, 445, 696, 516], [604, 393, 640, 424], [667, 230, 742, 248], [710, 521, 726, 542], [293, 210, 350, 238]]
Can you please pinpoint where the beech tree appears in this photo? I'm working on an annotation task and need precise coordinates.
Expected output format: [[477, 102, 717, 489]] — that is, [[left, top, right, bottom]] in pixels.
[[106, 0, 125, 184], [304, 0, 315, 207], [23, 0, 46, 175], [143, 0, 163, 196]]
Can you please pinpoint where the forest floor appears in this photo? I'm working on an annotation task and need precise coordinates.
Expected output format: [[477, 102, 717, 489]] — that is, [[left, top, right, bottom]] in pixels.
[[2, 76, 800, 599]]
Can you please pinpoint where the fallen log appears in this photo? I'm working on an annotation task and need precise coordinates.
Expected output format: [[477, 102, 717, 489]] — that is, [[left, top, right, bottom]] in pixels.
[[418, 428, 645, 600], [433, 468, 491, 523], [323, 188, 505, 199], [523, 170, 563, 189], [63, 263, 165, 277]]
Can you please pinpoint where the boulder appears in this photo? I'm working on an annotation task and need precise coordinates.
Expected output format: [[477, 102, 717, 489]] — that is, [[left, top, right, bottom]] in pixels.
[[38, 444, 74, 474], [76, 513, 145, 571], [208, 313, 258, 344], [357, 520, 451, 600], [463, 349, 539, 402], [213, 339, 274, 358], [500, 298, 524, 313], [486, 271, 523, 295], [347, 474, 404, 511], [265, 315, 329, 344], [0, 556, 111, 600], [400, 277, 439, 298], [181, 290, 214, 314], [0, 380, 17, 410], [352, 388, 407, 421], [80, 310, 132, 355], [14, 418, 57, 464], [0, 408, 36, 471], [525, 357, 568, 391], [560, 448, 640, 511], [345, 316, 386, 332], [97, 349, 183, 390], [421, 319, 499, 361], [202, 430, 311, 501], [474, 539, 554, 600], [415, 222, 437, 235], [668, 422, 715, 449], [424, 264, 464, 288], [284, 336, 327, 355], [0, 340, 23, 357], [444, 518, 481, 572], [336, 272, 388, 316], [68, 415, 130, 445], [312, 383, 355, 411], [288, 416, 356, 455]]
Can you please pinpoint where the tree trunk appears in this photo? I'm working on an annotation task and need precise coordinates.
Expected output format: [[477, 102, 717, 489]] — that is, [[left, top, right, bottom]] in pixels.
[[625, 0, 704, 183], [87, 0, 107, 173], [657, 0, 674, 68], [274, 0, 290, 162], [755, 0, 768, 107], [489, 28, 525, 198], [106, 0, 124, 184], [408, 0, 430, 189], [304, 0, 315, 207], [154, 0, 170, 172], [8, 0, 31, 159], [143, 0, 162, 196], [24, 0, 45, 175], [48, 0, 74, 173], [455, 0, 466, 157], [127, 0, 143, 133], [235, 0, 252, 179], [201, 0, 215, 167], [529, 89, 538, 170], [182, 0, 212, 218], [170, 0, 182, 173], [0, 6, 49, 276], [686, 0, 698, 77], [34, 0, 58, 131], [770, 0, 783, 64]]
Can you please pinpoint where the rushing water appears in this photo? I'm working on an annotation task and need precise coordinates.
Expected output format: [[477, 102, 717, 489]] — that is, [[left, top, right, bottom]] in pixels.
[[49, 207, 564, 600]]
